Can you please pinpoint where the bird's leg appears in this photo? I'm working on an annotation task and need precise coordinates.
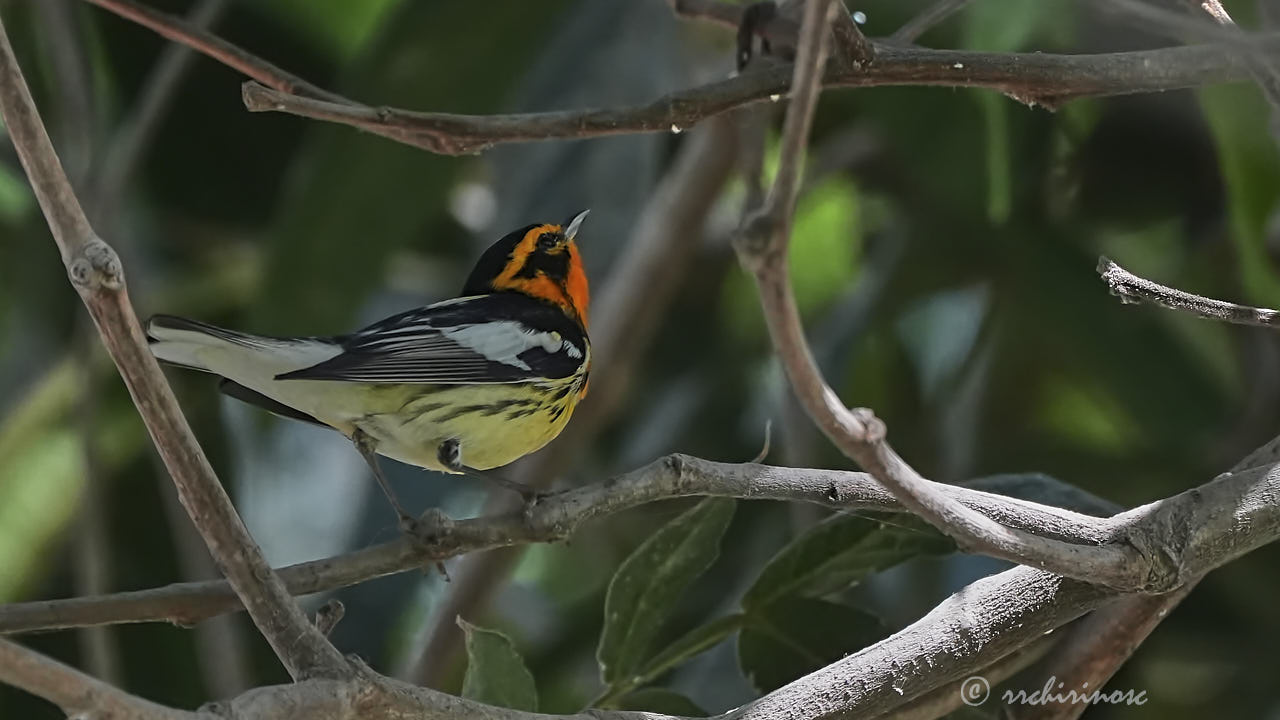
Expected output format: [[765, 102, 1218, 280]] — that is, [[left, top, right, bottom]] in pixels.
[[351, 428, 417, 531], [436, 438, 544, 505]]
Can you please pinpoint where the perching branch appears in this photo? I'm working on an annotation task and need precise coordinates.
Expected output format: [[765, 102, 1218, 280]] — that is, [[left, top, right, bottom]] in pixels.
[[7, 434, 1280, 718], [39, 443, 1280, 640], [0, 456, 1114, 633], [0, 7, 348, 682], [80, 0, 1268, 155]]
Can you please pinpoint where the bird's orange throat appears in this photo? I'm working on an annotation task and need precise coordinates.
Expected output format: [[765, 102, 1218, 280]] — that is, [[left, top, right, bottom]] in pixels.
[[564, 243, 589, 328], [490, 225, 590, 328]]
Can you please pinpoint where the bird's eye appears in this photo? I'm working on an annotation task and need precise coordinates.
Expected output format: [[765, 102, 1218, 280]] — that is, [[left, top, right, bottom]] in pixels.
[[537, 232, 560, 250]]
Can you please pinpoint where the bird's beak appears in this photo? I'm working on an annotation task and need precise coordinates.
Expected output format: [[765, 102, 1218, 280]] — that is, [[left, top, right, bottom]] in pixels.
[[563, 209, 589, 242]]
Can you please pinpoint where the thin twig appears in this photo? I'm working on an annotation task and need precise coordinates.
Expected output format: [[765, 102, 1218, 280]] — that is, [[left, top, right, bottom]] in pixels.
[[82, 0, 1267, 154], [82, 0, 344, 103], [1191, 0, 1235, 25], [1098, 257, 1280, 327], [889, 0, 975, 45], [314, 600, 345, 638], [0, 8, 348, 682]]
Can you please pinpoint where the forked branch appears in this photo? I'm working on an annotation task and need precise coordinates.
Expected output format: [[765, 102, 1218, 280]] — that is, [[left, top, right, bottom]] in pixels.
[[731, 0, 1162, 591]]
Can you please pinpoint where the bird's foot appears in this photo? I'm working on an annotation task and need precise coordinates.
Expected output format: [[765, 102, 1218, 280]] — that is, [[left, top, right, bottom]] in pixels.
[[436, 438, 549, 510]]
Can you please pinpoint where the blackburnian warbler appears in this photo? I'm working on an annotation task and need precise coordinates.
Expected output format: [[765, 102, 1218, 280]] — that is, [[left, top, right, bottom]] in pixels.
[[147, 211, 591, 522]]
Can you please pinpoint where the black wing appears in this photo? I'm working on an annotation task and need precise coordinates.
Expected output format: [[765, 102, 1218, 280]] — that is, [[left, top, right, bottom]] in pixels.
[[276, 293, 588, 384]]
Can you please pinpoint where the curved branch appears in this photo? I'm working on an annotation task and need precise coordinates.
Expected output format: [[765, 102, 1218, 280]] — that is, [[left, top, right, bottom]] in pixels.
[[0, 8, 347, 681], [3, 446, 1277, 643], [0, 457, 1110, 633], [238, 40, 1260, 152]]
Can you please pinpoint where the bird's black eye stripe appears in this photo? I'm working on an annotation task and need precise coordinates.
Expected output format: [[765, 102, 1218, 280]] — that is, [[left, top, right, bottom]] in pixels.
[[537, 232, 560, 250]]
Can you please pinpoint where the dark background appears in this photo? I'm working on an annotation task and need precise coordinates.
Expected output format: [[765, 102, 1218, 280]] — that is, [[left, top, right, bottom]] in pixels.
[[1, 0, 1277, 717]]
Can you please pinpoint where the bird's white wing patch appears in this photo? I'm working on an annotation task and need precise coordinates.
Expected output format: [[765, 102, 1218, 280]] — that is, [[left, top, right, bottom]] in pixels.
[[277, 319, 584, 384]]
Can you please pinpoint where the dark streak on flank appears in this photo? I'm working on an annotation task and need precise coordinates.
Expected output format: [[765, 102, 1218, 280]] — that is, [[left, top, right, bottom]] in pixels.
[[439, 404, 494, 422], [482, 399, 533, 416]]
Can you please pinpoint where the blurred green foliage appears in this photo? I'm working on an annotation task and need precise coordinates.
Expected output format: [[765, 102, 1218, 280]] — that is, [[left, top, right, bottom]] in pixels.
[[2, 0, 1280, 718]]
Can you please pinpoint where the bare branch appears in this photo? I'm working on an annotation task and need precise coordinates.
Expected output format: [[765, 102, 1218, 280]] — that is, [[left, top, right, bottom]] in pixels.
[[238, 42, 1263, 151], [4, 440, 1280, 717], [731, 567, 1113, 719], [1098, 257, 1280, 327], [0, 458, 1114, 633], [0, 8, 347, 681], [829, 6, 875, 68], [5, 417, 1278, 638], [80, 0, 1267, 154]]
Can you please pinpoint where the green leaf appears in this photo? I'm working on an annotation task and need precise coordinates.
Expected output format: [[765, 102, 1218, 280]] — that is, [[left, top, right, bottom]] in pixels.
[[616, 688, 708, 717], [721, 174, 861, 341], [458, 618, 538, 712], [1199, 83, 1280, 306], [738, 596, 889, 693], [636, 614, 746, 685], [743, 512, 953, 612], [597, 498, 737, 685], [960, 0, 1076, 226], [256, 0, 401, 59], [976, 91, 1011, 224], [596, 614, 744, 708]]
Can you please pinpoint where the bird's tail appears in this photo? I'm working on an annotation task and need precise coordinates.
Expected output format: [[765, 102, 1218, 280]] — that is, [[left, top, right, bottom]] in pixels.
[[146, 314, 337, 378]]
